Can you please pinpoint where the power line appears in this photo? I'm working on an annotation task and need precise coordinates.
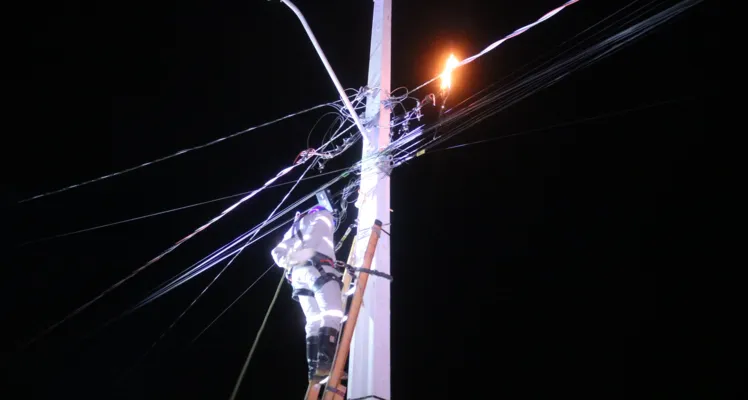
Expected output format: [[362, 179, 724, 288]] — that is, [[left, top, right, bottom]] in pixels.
[[82, 177, 362, 347], [17, 166, 352, 246], [409, 0, 582, 94], [127, 176, 361, 313], [425, 96, 697, 155], [116, 158, 318, 383], [396, 0, 703, 164], [18, 131, 372, 350], [189, 263, 276, 344], [17, 154, 313, 351], [187, 222, 376, 347], [15, 0, 581, 206], [75, 212, 296, 345], [18, 0, 701, 361], [228, 271, 285, 400], [446, 0, 652, 113], [96, 180, 360, 346], [106, 97, 684, 365], [17, 100, 342, 204]]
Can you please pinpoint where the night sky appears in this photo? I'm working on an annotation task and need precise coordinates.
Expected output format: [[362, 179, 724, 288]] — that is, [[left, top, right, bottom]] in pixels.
[[2, 0, 722, 399]]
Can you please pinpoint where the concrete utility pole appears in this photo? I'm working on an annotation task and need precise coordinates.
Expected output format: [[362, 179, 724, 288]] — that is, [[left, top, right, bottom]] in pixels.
[[349, 0, 392, 398]]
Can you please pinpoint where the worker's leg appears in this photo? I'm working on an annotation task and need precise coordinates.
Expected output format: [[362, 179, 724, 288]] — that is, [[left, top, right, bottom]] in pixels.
[[292, 266, 324, 379], [297, 295, 321, 379], [312, 265, 344, 374]]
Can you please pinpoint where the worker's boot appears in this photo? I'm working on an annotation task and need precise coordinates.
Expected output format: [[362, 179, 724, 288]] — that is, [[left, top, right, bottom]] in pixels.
[[306, 335, 320, 380], [315, 326, 339, 377]]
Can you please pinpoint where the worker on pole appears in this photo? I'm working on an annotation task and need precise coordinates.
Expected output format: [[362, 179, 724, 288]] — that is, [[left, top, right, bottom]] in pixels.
[[271, 194, 344, 380]]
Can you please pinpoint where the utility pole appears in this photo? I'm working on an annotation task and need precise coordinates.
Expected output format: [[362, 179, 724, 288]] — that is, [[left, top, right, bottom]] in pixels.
[[349, 0, 392, 398], [278, 0, 391, 396]]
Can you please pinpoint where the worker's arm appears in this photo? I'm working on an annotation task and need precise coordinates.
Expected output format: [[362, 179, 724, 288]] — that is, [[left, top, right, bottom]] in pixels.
[[271, 226, 296, 269]]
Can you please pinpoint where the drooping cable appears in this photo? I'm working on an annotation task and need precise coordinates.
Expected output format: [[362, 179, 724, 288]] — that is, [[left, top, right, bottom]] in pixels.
[[187, 222, 375, 349], [189, 263, 275, 344], [17, 100, 351, 204], [79, 152, 380, 341], [17, 166, 353, 247], [111, 178, 363, 345], [17, 0, 582, 211], [364, 0, 694, 168], [228, 272, 285, 400], [27, 0, 671, 350], [129, 179, 360, 313], [446, 0, 650, 113], [395, 0, 703, 164], [20, 109, 369, 349], [144, 94, 699, 351], [117, 158, 318, 380], [18, 154, 315, 350], [96, 0, 705, 374], [77, 212, 295, 343], [409, 0, 583, 94], [425, 97, 697, 156]]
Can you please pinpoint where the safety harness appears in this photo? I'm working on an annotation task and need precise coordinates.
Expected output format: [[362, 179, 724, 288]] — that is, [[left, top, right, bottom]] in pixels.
[[289, 252, 344, 302], [286, 205, 344, 302]]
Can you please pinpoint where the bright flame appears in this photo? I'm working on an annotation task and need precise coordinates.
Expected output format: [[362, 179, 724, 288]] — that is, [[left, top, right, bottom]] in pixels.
[[440, 54, 459, 90]]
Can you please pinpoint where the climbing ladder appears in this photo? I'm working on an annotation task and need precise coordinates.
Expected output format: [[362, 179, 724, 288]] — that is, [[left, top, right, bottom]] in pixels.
[[304, 219, 389, 400]]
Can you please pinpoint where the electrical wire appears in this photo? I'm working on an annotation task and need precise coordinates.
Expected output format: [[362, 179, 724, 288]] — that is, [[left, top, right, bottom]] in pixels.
[[17, 101, 350, 204], [75, 163, 364, 348], [17, 159, 308, 351], [21, 0, 700, 361], [104, 161, 372, 333], [18, 141, 343, 350], [18, 0, 583, 211], [128, 177, 360, 313], [228, 271, 285, 400], [189, 263, 276, 344], [17, 166, 354, 246], [188, 222, 377, 348], [75, 210, 297, 344], [446, 0, 651, 113], [118, 157, 319, 380], [86, 0, 706, 383], [19, 97, 373, 349], [424, 96, 698, 155], [395, 0, 703, 165], [306, 112, 342, 149], [106, 156, 373, 331], [133, 0, 700, 350], [18, 0, 577, 207], [408, 0, 583, 94], [34, 128, 381, 350], [129, 175, 361, 316]]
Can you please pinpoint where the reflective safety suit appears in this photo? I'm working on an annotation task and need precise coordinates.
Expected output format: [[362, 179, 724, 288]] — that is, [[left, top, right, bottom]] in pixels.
[[271, 206, 343, 378]]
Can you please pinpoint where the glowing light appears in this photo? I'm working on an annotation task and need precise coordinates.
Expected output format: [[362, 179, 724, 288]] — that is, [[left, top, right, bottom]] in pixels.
[[440, 54, 459, 90]]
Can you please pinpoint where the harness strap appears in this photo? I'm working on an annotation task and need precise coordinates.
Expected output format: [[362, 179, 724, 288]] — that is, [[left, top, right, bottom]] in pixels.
[[311, 273, 343, 292], [293, 217, 305, 243], [292, 205, 328, 244], [335, 260, 393, 281], [291, 288, 315, 301], [289, 252, 341, 302]]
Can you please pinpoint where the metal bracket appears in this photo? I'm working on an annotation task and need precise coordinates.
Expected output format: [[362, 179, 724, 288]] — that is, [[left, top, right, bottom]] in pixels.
[[376, 154, 394, 176]]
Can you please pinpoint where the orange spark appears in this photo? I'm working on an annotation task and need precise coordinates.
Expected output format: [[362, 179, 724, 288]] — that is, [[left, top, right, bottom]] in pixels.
[[440, 54, 459, 91]]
